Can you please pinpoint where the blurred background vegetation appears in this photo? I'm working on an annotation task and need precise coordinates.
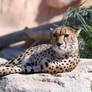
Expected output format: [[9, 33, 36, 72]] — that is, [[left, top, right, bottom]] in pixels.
[[63, 6, 92, 58]]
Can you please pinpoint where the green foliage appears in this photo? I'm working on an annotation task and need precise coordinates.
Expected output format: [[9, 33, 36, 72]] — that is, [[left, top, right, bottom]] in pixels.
[[62, 6, 92, 58]]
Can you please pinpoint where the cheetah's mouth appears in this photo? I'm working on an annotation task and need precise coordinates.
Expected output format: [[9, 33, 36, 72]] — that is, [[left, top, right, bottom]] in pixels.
[[53, 45, 73, 55]]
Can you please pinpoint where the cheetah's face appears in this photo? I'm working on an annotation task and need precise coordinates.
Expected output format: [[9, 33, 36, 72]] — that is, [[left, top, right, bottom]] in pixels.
[[50, 26, 81, 55]]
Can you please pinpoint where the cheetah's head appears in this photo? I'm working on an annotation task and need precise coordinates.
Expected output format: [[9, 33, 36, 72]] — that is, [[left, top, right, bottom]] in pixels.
[[50, 26, 81, 56]]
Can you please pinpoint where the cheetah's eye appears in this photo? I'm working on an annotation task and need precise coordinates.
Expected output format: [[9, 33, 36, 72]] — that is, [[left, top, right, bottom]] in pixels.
[[53, 34, 57, 37], [64, 34, 69, 38]]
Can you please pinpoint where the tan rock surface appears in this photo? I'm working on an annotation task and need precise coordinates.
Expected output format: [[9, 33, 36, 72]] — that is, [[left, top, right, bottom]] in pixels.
[[0, 58, 92, 92], [46, 0, 79, 8]]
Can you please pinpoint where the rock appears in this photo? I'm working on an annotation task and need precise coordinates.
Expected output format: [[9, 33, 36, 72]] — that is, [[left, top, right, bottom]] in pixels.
[[46, 0, 78, 9], [0, 73, 92, 92], [0, 58, 92, 92]]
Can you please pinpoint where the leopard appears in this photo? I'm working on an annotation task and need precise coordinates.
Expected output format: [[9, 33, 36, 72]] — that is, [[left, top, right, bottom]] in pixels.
[[0, 26, 81, 76]]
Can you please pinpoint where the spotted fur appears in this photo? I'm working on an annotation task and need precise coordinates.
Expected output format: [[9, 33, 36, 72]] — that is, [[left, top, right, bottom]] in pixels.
[[0, 26, 81, 76]]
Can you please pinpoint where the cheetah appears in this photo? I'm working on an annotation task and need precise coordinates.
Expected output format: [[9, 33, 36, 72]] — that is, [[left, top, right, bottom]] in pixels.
[[0, 26, 81, 76]]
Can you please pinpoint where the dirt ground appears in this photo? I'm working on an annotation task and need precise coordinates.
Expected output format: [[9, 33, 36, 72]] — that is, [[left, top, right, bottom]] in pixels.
[[0, 0, 92, 36]]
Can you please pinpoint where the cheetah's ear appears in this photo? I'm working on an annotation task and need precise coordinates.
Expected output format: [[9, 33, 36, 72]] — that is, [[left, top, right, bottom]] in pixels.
[[76, 28, 81, 37]]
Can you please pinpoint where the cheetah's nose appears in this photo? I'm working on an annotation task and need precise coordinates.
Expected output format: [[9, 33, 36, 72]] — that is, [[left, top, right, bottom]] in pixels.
[[56, 43, 62, 47]]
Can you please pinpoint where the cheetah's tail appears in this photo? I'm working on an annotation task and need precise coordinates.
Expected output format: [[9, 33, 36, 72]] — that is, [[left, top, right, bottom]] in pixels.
[[0, 64, 42, 77], [0, 65, 24, 77]]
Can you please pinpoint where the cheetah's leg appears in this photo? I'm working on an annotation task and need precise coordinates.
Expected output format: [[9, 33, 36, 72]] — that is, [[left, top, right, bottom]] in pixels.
[[0, 64, 42, 77], [0, 58, 71, 76], [17, 58, 70, 73]]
